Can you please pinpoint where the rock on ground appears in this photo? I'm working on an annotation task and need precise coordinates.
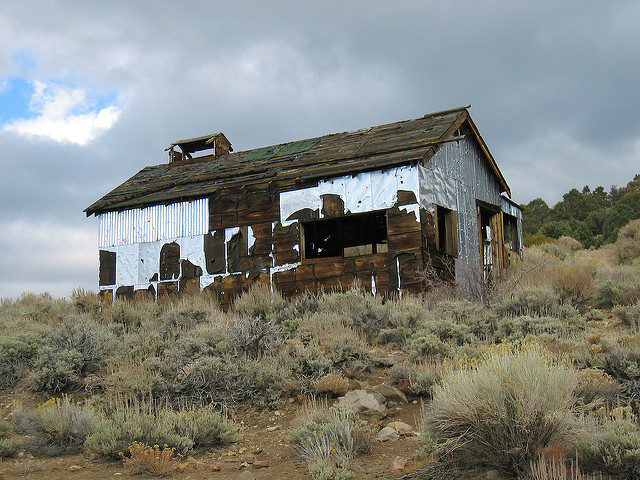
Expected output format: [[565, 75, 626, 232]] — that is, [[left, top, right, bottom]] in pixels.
[[377, 426, 400, 442], [391, 456, 408, 475], [338, 389, 388, 416], [387, 421, 413, 435], [369, 385, 408, 405]]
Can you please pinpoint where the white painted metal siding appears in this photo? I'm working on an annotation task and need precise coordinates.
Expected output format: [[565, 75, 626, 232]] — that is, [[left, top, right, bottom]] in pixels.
[[97, 198, 208, 248], [279, 164, 419, 225]]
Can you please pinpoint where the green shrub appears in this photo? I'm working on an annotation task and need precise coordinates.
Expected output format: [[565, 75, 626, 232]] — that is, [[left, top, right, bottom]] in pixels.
[[590, 334, 640, 381], [613, 301, 640, 331], [227, 315, 284, 358], [584, 309, 606, 322], [85, 404, 239, 459], [594, 279, 640, 308], [495, 315, 581, 342], [165, 321, 229, 364], [404, 300, 498, 361], [614, 219, 640, 265], [27, 317, 115, 392], [407, 333, 453, 361], [170, 355, 292, 406], [100, 358, 169, 403], [293, 315, 372, 377], [159, 296, 219, 334], [102, 300, 161, 330], [0, 420, 11, 437], [318, 289, 389, 338], [422, 343, 579, 476], [0, 334, 41, 389], [576, 406, 640, 479], [233, 284, 285, 320], [524, 233, 554, 246], [271, 291, 320, 332], [376, 328, 405, 346], [434, 300, 497, 337], [308, 459, 354, 480], [27, 347, 85, 392], [495, 287, 561, 318], [0, 437, 22, 457], [539, 242, 570, 260], [0, 292, 73, 328], [387, 296, 429, 331], [388, 363, 441, 397], [117, 327, 169, 362], [13, 397, 97, 455], [0, 419, 21, 458], [290, 402, 371, 473]]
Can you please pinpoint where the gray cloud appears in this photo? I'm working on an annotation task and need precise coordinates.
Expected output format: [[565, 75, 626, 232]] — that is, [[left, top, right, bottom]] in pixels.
[[0, 0, 638, 297]]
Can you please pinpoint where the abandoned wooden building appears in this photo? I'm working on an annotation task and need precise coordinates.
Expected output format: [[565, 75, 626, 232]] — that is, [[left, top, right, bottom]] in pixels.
[[85, 106, 523, 305]]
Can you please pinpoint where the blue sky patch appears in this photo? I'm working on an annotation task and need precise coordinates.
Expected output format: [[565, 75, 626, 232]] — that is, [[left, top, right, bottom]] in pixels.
[[0, 76, 120, 126], [0, 77, 36, 123]]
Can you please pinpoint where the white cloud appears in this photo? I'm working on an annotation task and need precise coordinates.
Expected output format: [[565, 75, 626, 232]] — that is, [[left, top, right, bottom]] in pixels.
[[2, 80, 120, 145]]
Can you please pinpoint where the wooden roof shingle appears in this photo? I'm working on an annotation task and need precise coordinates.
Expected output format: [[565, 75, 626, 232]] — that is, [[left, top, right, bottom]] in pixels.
[[85, 106, 510, 215]]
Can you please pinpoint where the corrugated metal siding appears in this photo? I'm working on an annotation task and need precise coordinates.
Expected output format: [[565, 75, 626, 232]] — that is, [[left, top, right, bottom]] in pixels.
[[501, 197, 522, 219], [97, 198, 208, 247], [501, 196, 524, 258], [419, 132, 504, 275]]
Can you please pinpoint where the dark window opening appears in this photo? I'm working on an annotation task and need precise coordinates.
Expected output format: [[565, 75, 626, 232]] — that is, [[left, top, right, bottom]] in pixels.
[[503, 213, 519, 253], [435, 205, 458, 256], [160, 242, 180, 280], [303, 211, 387, 259], [99, 250, 116, 286]]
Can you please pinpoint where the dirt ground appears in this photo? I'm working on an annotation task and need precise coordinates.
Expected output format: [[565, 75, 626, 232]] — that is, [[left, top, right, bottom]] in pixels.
[[0, 368, 427, 480]]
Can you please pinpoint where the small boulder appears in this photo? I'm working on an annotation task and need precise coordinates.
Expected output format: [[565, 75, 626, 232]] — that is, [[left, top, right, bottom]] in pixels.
[[390, 456, 408, 475], [369, 385, 408, 405], [339, 390, 388, 416], [373, 356, 395, 367], [377, 426, 400, 442], [387, 421, 413, 435], [253, 460, 269, 469], [238, 471, 257, 480], [69, 465, 82, 472]]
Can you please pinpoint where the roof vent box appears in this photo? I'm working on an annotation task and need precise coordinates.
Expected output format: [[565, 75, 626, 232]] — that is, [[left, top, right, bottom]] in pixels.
[[165, 132, 232, 164]]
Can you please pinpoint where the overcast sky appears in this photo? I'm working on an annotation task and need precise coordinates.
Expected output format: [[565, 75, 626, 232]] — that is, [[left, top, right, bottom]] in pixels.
[[0, 1, 638, 298]]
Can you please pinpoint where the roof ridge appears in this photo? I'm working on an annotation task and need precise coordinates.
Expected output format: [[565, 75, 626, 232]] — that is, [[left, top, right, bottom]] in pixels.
[[423, 105, 470, 118]]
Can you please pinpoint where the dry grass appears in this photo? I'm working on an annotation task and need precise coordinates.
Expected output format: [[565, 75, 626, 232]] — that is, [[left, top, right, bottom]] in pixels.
[[529, 455, 596, 480], [312, 373, 350, 397], [122, 442, 180, 476]]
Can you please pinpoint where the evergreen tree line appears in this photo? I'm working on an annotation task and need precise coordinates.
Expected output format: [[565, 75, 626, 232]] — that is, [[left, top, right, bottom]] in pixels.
[[521, 174, 640, 248]]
